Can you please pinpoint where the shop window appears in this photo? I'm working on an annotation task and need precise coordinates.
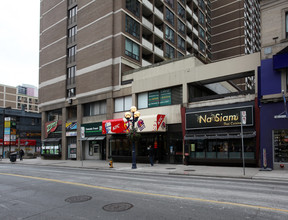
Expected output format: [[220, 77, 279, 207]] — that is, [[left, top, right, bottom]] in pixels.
[[125, 38, 139, 61], [274, 130, 288, 163], [165, 25, 175, 43], [84, 100, 106, 116], [114, 96, 132, 112], [165, 7, 174, 26], [126, 0, 140, 17], [188, 139, 255, 160], [110, 137, 131, 156], [125, 15, 140, 39]]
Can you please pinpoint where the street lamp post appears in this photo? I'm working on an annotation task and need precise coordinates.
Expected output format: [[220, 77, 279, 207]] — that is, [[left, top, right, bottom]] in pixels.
[[125, 106, 140, 169]]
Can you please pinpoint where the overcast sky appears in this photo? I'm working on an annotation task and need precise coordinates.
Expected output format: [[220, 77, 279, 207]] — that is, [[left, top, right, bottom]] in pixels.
[[0, 1, 40, 88]]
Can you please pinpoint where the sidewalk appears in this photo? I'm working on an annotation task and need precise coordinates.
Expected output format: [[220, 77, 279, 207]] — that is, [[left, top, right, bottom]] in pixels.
[[1, 157, 288, 182]]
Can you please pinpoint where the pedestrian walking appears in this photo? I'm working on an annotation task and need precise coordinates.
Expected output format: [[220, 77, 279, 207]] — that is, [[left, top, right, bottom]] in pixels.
[[147, 145, 154, 166], [19, 149, 24, 161]]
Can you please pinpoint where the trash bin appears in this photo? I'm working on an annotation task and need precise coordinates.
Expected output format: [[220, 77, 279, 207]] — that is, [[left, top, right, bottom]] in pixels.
[[10, 153, 17, 162]]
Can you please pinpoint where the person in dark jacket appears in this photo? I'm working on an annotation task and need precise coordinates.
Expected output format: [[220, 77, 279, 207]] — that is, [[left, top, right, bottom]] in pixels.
[[19, 149, 24, 161], [147, 145, 154, 166]]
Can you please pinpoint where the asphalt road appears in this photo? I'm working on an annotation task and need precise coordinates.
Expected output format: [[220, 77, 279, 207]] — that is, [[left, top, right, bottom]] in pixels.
[[0, 163, 288, 220]]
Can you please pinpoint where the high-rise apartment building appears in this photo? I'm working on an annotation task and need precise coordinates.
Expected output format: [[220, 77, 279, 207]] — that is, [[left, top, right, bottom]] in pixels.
[[0, 84, 39, 113], [39, 0, 261, 162], [211, 0, 261, 61]]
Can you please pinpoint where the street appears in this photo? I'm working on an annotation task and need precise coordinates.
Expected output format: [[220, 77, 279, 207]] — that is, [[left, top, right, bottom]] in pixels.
[[0, 164, 288, 219]]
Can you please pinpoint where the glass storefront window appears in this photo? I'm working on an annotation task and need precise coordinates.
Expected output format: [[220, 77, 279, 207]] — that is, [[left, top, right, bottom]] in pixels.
[[274, 130, 288, 163], [187, 138, 255, 160]]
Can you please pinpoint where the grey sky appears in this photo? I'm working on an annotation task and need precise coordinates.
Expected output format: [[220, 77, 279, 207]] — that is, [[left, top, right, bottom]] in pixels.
[[0, 1, 40, 88]]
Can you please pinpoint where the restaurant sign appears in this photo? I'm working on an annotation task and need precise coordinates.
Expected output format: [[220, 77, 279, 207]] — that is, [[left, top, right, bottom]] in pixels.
[[186, 106, 253, 130], [81, 122, 102, 137]]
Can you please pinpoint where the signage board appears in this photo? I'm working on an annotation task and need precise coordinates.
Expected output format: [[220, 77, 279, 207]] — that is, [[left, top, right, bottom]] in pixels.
[[186, 106, 253, 130], [81, 122, 102, 137]]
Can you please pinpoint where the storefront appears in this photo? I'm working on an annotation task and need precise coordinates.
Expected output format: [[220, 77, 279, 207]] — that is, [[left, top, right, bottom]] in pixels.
[[102, 114, 168, 163], [41, 120, 62, 159], [184, 103, 258, 166], [80, 122, 106, 160], [66, 122, 77, 159], [260, 102, 288, 169]]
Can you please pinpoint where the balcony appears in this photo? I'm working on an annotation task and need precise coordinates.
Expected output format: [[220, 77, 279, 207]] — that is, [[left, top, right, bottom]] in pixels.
[[154, 7, 163, 19], [154, 26, 163, 38], [193, 42, 198, 50], [193, 27, 198, 36], [193, 0, 198, 6], [142, 59, 152, 67], [154, 45, 164, 57], [142, 38, 153, 51], [192, 13, 198, 22], [142, 17, 153, 31], [143, 0, 153, 11], [186, 36, 192, 45], [186, 21, 192, 30], [186, 5, 192, 16]]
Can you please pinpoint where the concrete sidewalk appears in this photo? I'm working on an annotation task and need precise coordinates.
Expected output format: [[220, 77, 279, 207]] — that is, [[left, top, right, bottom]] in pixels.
[[1, 157, 288, 182]]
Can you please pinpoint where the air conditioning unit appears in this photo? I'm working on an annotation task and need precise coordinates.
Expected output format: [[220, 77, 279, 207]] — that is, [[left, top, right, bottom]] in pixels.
[[68, 99, 72, 104]]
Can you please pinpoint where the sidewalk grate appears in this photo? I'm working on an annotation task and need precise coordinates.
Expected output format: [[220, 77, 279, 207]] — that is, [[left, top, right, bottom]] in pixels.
[[103, 203, 133, 212]]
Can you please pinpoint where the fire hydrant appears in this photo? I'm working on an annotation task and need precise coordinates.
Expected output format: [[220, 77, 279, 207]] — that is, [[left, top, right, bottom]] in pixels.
[[109, 159, 113, 168]]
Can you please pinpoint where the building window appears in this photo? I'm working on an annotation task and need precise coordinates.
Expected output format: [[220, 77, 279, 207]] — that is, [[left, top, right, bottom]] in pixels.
[[177, 3, 185, 19], [68, 26, 77, 44], [125, 38, 140, 60], [68, 6, 77, 25], [286, 12, 288, 39], [165, 0, 174, 8], [138, 87, 182, 109], [165, 43, 175, 59], [199, 11, 205, 25], [199, 27, 205, 39], [177, 35, 185, 51], [84, 100, 106, 116], [125, 15, 140, 39], [114, 96, 132, 112], [199, 40, 205, 53], [126, 0, 140, 17], [67, 88, 76, 98], [68, 46, 76, 63], [178, 19, 185, 35], [165, 7, 174, 26], [67, 66, 76, 86], [165, 25, 175, 43], [199, 0, 205, 11]]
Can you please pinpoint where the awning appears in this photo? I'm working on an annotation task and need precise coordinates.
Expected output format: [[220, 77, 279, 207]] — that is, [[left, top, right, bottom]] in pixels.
[[80, 136, 106, 141], [273, 46, 288, 70], [42, 138, 61, 143], [184, 132, 256, 140]]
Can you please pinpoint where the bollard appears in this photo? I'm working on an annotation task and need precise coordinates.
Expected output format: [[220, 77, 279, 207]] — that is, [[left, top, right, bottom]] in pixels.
[[109, 159, 113, 168]]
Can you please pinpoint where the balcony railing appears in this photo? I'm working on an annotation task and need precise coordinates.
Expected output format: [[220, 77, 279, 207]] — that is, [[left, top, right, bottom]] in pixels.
[[154, 26, 163, 38], [143, 0, 153, 11], [154, 7, 163, 19], [154, 45, 164, 57], [142, 17, 153, 31], [142, 59, 152, 67], [142, 38, 153, 51]]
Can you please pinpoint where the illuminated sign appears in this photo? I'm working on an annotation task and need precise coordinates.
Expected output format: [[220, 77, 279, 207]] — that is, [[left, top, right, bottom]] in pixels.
[[186, 106, 253, 130]]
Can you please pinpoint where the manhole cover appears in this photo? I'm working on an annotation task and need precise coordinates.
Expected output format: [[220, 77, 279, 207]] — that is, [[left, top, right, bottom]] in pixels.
[[166, 168, 176, 170], [184, 169, 195, 172], [65, 195, 92, 203], [103, 203, 133, 212]]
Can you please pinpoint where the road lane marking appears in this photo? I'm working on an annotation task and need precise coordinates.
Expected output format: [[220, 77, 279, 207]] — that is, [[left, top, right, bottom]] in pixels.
[[1, 172, 288, 214]]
